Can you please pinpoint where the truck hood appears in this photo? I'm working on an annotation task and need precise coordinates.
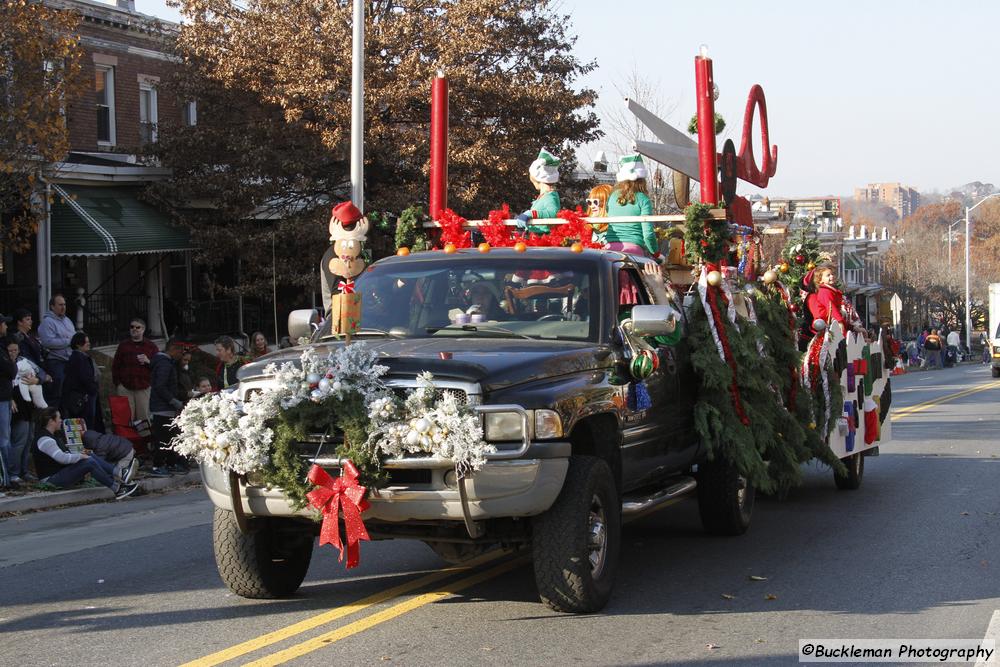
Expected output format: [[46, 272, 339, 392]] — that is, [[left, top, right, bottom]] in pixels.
[[240, 338, 610, 393]]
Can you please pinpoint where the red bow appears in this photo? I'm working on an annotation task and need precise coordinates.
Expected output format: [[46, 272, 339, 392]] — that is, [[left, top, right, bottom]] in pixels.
[[305, 461, 370, 569], [337, 280, 355, 294]]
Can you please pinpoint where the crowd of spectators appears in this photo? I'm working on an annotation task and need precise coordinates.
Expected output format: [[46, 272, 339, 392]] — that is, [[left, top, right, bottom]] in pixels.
[[0, 294, 263, 496]]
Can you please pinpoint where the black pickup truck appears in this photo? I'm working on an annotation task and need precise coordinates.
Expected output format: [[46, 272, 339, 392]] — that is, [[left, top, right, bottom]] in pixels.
[[205, 248, 753, 613]]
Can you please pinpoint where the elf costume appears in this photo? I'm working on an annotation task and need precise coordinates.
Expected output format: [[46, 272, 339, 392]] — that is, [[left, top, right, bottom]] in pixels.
[[605, 154, 657, 256], [517, 148, 561, 234]]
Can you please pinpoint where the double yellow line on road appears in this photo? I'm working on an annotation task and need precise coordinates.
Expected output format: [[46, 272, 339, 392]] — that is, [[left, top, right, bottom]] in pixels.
[[182, 551, 519, 667], [891, 380, 1000, 421]]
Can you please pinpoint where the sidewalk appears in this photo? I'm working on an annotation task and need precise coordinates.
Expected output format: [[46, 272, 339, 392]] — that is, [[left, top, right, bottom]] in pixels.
[[0, 470, 201, 515]]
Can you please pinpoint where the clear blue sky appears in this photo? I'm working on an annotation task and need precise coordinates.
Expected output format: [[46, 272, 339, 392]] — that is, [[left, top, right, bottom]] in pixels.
[[128, 0, 999, 198]]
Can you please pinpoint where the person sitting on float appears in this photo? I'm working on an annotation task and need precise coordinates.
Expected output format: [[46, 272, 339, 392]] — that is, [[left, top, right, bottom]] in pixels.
[[604, 154, 658, 257], [463, 280, 505, 321], [515, 148, 561, 235], [804, 266, 865, 337], [585, 184, 613, 245]]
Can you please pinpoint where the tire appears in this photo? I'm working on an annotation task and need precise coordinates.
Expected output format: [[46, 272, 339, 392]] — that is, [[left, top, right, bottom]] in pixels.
[[213, 508, 314, 598], [834, 452, 864, 490], [697, 460, 754, 536], [532, 456, 621, 614]]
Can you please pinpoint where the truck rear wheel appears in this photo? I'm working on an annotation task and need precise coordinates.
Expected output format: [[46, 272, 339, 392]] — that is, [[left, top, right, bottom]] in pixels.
[[213, 508, 314, 599], [834, 452, 864, 490], [532, 456, 621, 613], [697, 460, 754, 536]]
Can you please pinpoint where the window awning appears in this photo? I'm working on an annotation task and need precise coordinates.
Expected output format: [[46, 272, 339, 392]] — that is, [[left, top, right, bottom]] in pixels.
[[843, 254, 863, 270], [51, 184, 193, 256]]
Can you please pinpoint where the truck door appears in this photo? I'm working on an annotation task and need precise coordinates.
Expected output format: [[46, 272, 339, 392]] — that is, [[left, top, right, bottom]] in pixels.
[[617, 266, 679, 489]]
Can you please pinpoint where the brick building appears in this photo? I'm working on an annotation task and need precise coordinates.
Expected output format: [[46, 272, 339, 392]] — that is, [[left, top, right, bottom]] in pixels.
[[4, 0, 197, 346], [853, 182, 920, 219]]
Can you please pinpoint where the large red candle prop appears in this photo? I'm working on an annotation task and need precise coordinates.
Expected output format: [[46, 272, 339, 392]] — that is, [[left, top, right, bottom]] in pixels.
[[429, 72, 449, 220], [695, 51, 719, 205]]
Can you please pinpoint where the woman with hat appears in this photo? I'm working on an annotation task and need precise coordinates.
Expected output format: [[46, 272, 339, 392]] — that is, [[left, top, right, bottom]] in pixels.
[[515, 148, 562, 235], [605, 154, 657, 257]]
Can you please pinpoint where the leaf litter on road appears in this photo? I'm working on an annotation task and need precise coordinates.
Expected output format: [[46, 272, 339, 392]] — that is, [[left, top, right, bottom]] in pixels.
[[721, 593, 736, 600], [748, 575, 767, 581]]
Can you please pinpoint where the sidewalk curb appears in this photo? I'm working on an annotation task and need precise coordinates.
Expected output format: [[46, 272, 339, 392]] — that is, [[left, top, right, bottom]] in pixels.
[[0, 471, 201, 515]]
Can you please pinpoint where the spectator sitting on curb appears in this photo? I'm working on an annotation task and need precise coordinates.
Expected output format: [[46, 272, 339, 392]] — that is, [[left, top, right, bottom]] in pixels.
[[31, 407, 138, 499], [82, 429, 139, 486], [111, 318, 159, 422]]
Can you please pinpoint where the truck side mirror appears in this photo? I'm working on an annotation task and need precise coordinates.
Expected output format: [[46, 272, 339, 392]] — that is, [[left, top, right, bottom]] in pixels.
[[287, 308, 321, 342], [629, 304, 679, 337]]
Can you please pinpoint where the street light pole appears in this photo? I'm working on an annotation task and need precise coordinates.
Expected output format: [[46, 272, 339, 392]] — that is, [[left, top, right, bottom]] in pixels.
[[964, 193, 1000, 352]]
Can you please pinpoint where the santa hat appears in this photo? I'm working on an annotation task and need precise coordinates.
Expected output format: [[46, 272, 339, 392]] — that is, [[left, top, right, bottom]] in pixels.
[[802, 268, 817, 290], [616, 154, 648, 182], [529, 149, 561, 184], [331, 201, 363, 225]]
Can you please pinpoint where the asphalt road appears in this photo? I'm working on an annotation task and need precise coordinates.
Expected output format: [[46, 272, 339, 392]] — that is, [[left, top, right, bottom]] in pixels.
[[2, 364, 999, 666]]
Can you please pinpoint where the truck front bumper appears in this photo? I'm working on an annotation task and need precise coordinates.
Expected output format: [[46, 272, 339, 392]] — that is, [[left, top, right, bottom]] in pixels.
[[201, 452, 569, 523]]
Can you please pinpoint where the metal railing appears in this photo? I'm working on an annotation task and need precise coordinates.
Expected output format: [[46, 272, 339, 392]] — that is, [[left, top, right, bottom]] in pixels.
[[76, 293, 150, 347]]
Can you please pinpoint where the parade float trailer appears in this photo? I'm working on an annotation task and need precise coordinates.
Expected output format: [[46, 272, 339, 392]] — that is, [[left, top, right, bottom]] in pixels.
[[190, 49, 892, 614]]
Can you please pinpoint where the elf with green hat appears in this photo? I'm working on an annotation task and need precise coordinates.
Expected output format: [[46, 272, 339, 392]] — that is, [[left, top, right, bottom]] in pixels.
[[605, 154, 657, 257], [515, 148, 561, 234]]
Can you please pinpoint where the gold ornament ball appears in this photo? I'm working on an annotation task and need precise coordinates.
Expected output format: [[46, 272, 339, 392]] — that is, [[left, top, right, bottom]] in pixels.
[[443, 243, 457, 254], [808, 422, 817, 430], [478, 242, 491, 253], [514, 241, 528, 253], [706, 270, 723, 287], [396, 246, 410, 256], [779, 262, 790, 274], [762, 269, 778, 284], [807, 262, 816, 270], [570, 242, 584, 253]]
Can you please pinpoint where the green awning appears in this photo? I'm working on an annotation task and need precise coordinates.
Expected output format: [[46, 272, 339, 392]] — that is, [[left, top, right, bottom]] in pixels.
[[844, 254, 863, 270], [51, 184, 193, 256]]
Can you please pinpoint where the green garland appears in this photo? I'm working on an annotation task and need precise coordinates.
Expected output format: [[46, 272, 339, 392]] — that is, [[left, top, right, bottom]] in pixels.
[[687, 112, 726, 136], [395, 205, 432, 251], [260, 394, 387, 511], [683, 203, 729, 265]]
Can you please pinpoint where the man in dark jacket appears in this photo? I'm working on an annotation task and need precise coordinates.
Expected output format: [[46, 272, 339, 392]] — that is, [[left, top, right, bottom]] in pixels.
[[0, 332, 17, 489], [148, 338, 188, 475]]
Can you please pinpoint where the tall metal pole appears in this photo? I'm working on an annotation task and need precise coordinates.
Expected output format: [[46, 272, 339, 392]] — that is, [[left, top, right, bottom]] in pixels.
[[965, 206, 971, 353], [429, 72, 449, 220], [694, 45, 718, 205], [350, 0, 364, 209]]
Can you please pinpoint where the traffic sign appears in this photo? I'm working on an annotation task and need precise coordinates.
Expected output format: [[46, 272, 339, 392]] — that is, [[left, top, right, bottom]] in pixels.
[[889, 293, 902, 326]]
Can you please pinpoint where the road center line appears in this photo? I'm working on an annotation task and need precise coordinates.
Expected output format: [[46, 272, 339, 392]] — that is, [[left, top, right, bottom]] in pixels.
[[891, 381, 1000, 421], [181, 550, 506, 667], [243, 556, 529, 667]]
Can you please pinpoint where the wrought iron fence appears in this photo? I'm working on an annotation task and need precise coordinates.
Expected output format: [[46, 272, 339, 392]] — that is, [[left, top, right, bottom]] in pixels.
[[76, 293, 150, 347], [181, 298, 266, 342]]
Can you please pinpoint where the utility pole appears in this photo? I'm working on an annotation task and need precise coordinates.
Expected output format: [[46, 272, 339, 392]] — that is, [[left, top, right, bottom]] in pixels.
[[350, 0, 364, 209]]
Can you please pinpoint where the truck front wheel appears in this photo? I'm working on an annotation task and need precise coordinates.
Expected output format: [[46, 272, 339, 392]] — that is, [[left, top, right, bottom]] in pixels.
[[697, 460, 754, 536], [834, 452, 864, 490], [213, 508, 314, 599], [532, 456, 621, 613]]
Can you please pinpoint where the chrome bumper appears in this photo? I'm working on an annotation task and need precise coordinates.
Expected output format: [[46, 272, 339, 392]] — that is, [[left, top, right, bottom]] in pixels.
[[201, 453, 569, 523]]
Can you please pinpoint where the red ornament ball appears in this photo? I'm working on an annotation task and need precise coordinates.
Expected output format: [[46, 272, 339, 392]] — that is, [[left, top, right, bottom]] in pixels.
[[795, 254, 805, 264], [790, 304, 799, 313]]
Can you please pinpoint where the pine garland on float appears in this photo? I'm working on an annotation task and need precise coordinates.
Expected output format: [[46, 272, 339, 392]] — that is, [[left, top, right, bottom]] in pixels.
[[682, 204, 842, 495]]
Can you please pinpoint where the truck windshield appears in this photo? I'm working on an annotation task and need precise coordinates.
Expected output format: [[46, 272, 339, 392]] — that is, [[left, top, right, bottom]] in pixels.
[[319, 257, 599, 341]]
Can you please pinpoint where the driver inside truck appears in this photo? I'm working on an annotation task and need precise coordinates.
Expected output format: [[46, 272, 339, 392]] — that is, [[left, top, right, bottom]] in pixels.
[[463, 280, 505, 320]]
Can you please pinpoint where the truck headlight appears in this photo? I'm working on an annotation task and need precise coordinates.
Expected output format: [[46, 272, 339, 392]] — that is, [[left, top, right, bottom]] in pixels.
[[484, 412, 525, 441], [533, 410, 563, 439]]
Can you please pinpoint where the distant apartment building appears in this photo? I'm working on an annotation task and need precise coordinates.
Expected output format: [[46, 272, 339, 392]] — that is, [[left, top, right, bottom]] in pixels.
[[853, 182, 920, 219]]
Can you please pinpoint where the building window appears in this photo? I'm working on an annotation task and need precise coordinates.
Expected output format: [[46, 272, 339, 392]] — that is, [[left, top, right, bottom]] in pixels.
[[139, 82, 158, 143], [183, 100, 197, 126], [95, 65, 116, 145]]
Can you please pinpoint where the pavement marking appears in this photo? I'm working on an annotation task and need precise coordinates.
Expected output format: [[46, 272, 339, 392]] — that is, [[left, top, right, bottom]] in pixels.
[[181, 550, 507, 667], [975, 609, 1000, 667], [243, 556, 529, 667], [891, 381, 1000, 421]]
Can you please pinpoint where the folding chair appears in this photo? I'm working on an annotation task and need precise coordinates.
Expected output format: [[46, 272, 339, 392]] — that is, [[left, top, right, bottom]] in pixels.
[[108, 395, 151, 458]]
